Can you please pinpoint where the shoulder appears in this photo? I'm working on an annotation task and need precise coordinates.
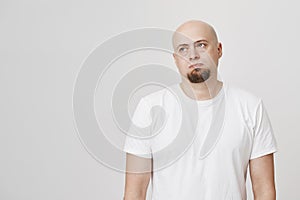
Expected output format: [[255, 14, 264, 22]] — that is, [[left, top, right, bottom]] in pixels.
[[225, 83, 262, 109], [224, 83, 265, 131]]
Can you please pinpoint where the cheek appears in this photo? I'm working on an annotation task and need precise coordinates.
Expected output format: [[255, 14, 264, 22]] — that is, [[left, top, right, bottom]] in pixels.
[[176, 59, 189, 74], [202, 51, 219, 67], [175, 56, 189, 68]]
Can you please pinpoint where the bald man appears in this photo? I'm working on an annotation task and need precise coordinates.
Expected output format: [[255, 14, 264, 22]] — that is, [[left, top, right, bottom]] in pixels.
[[123, 20, 277, 200]]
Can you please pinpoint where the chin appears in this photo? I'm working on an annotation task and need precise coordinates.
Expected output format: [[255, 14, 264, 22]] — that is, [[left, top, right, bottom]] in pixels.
[[186, 69, 211, 83]]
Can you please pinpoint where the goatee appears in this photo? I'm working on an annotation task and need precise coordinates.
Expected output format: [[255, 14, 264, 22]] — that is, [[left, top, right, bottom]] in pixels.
[[187, 68, 211, 83]]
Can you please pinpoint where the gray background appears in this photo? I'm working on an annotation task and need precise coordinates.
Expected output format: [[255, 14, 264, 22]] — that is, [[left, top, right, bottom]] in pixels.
[[0, 0, 299, 199]]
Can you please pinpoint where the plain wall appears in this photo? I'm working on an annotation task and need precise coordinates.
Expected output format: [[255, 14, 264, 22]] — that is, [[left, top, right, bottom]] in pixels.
[[0, 0, 299, 199]]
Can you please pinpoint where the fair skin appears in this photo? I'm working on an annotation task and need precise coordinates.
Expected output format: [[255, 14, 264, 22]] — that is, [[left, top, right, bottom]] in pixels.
[[250, 154, 276, 200], [124, 154, 152, 200], [124, 20, 276, 200], [172, 20, 223, 101]]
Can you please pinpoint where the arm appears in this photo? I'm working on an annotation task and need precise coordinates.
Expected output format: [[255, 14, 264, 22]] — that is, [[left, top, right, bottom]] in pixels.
[[124, 153, 152, 200], [249, 153, 276, 200]]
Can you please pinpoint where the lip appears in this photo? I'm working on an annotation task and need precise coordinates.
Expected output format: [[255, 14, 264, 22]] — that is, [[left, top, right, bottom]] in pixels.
[[189, 63, 204, 69]]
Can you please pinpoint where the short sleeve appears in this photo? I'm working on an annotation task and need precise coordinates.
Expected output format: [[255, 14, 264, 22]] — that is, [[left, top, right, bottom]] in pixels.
[[123, 97, 152, 158], [250, 100, 278, 160]]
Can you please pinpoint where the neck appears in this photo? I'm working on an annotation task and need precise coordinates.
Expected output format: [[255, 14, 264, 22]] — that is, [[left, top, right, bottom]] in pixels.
[[180, 77, 223, 101]]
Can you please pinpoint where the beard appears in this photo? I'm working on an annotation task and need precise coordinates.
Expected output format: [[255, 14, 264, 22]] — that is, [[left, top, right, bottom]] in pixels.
[[187, 68, 211, 83]]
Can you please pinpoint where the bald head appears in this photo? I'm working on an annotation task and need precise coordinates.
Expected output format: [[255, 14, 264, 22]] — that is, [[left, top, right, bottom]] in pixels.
[[172, 20, 219, 50], [172, 20, 223, 82]]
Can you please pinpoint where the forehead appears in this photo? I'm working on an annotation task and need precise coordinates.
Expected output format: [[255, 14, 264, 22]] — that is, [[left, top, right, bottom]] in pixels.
[[172, 24, 216, 48]]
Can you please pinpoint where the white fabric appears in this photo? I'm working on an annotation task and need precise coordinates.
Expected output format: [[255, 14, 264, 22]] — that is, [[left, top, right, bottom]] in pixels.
[[124, 83, 278, 200]]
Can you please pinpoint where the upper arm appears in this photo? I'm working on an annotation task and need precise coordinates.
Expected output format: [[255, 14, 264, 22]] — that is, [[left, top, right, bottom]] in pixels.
[[249, 153, 276, 200], [124, 153, 152, 200]]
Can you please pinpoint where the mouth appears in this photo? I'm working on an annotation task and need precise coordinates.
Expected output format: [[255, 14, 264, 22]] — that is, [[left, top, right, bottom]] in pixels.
[[189, 63, 204, 69]]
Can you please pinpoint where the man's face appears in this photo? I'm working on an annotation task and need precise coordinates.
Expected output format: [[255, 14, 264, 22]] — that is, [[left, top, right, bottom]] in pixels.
[[172, 23, 222, 83]]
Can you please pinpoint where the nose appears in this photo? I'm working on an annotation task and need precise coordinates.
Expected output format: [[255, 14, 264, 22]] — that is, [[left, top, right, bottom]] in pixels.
[[189, 46, 200, 61]]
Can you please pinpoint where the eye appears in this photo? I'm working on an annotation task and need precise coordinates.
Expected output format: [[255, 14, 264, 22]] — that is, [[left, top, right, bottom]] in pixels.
[[196, 42, 207, 48], [178, 47, 188, 52]]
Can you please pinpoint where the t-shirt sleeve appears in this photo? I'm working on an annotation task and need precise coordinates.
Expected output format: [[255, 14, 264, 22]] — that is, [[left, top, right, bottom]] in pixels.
[[250, 100, 278, 160], [123, 97, 152, 158]]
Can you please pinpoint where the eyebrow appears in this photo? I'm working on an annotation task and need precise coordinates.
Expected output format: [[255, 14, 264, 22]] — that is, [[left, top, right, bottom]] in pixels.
[[175, 39, 209, 50]]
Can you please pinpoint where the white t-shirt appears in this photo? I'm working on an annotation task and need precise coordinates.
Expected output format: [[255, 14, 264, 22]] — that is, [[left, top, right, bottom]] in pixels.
[[124, 82, 278, 200]]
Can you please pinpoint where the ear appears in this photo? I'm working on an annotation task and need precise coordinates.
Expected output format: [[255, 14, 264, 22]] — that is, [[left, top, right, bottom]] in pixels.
[[217, 42, 223, 58], [173, 53, 178, 64], [173, 52, 177, 59]]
